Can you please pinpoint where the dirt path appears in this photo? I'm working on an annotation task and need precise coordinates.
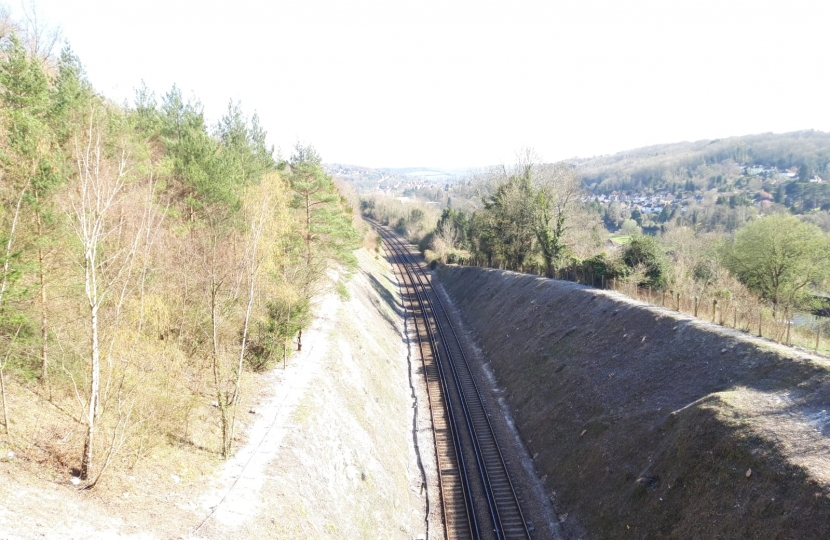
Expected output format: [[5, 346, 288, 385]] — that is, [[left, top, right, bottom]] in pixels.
[[191, 291, 340, 536]]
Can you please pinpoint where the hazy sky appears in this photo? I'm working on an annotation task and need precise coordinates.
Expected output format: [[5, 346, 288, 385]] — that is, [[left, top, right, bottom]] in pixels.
[[17, 0, 830, 168]]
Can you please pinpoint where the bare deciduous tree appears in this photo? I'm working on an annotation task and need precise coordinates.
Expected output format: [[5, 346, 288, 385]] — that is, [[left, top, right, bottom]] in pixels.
[[431, 219, 459, 263], [68, 107, 131, 482], [19, 1, 61, 64], [532, 162, 582, 277]]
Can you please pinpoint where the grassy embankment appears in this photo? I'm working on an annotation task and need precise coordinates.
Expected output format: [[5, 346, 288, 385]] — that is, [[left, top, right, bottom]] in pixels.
[[439, 264, 830, 539]]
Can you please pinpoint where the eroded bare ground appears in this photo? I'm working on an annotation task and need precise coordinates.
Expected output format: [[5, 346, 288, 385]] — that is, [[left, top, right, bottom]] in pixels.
[[0, 249, 427, 540]]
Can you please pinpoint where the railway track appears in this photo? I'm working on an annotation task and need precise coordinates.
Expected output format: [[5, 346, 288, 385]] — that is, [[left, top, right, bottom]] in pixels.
[[374, 221, 532, 540]]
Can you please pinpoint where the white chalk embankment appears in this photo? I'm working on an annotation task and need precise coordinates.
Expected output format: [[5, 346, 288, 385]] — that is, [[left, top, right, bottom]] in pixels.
[[193, 249, 426, 539]]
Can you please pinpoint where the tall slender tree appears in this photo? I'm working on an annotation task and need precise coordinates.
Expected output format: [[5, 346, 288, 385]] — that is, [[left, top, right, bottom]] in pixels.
[[532, 164, 581, 277], [0, 34, 55, 378], [68, 104, 132, 481]]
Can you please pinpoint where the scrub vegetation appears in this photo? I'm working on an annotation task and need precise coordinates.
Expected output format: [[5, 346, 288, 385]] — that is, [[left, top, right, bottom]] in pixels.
[[0, 11, 359, 488]]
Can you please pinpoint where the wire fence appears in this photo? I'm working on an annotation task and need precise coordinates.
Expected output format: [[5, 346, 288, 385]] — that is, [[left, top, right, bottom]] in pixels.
[[552, 267, 829, 356]]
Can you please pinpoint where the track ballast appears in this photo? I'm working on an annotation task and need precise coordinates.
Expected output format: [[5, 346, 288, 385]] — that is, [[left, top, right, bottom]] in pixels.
[[374, 222, 533, 540]]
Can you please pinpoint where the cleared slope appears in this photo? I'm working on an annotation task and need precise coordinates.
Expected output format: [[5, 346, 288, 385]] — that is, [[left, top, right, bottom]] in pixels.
[[438, 264, 830, 539]]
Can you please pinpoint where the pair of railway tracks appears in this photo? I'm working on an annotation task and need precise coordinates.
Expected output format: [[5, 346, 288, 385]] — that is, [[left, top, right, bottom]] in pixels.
[[374, 222, 532, 540]]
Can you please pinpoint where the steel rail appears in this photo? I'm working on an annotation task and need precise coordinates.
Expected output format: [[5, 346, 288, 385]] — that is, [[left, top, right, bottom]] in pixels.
[[390, 239, 501, 537], [406, 252, 531, 539], [379, 224, 478, 539], [378, 223, 532, 540], [385, 230, 479, 539]]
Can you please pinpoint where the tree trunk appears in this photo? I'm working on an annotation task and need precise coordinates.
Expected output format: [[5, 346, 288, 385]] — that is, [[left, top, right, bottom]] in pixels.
[[544, 256, 553, 279], [758, 310, 763, 337], [228, 201, 266, 454], [210, 278, 230, 459], [39, 246, 47, 379], [305, 192, 312, 266], [0, 187, 27, 309], [0, 188, 25, 438], [0, 365, 8, 438], [80, 304, 100, 481], [0, 326, 22, 439], [36, 193, 48, 381]]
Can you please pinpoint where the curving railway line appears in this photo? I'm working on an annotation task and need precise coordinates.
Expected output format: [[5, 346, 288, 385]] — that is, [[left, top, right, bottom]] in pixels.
[[373, 221, 533, 540]]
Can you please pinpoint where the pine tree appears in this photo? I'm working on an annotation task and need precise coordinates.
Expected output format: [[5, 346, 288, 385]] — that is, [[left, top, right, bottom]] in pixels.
[[288, 144, 358, 282], [0, 34, 56, 378]]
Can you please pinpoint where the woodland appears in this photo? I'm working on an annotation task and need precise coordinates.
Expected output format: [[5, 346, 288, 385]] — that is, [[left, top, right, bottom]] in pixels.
[[0, 16, 359, 488], [362, 145, 830, 353]]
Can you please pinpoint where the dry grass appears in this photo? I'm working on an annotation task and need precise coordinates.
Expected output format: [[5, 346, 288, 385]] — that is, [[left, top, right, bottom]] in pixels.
[[0, 365, 262, 477], [572, 273, 830, 357]]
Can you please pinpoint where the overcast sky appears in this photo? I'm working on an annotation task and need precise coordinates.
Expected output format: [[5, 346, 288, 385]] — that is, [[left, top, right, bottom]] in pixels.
[[16, 0, 830, 168]]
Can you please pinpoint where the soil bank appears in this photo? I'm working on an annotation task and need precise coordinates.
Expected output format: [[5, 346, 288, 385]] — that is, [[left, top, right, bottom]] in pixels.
[[438, 264, 830, 539]]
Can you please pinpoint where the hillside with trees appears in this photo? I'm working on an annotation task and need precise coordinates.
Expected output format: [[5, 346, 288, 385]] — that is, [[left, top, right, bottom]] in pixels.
[[0, 14, 358, 489], [358, 141, 830, 354], [571, 131, 830, 234], [573, 131, 830, 193]]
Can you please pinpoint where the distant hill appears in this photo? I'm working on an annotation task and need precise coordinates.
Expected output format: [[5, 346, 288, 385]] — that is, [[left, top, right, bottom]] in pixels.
[[325, 163, 466, 193], [569, 131, 830, 194]]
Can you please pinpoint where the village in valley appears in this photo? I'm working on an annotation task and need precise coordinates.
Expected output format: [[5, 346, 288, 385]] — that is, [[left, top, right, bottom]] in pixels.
[[330, 149, 830, 240]]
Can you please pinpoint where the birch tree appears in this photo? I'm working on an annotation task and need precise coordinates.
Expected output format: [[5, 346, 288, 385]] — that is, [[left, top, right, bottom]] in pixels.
[[225, 186, 270, 454], [199, 193, 268, 458], [68, 105, 131, 481]]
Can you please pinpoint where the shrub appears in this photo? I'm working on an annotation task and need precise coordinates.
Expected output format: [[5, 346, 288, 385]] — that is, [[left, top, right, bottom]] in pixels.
[[418, 231, 435, 254], [580, 253, 629, 285], [621, 236, 669, 289]]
